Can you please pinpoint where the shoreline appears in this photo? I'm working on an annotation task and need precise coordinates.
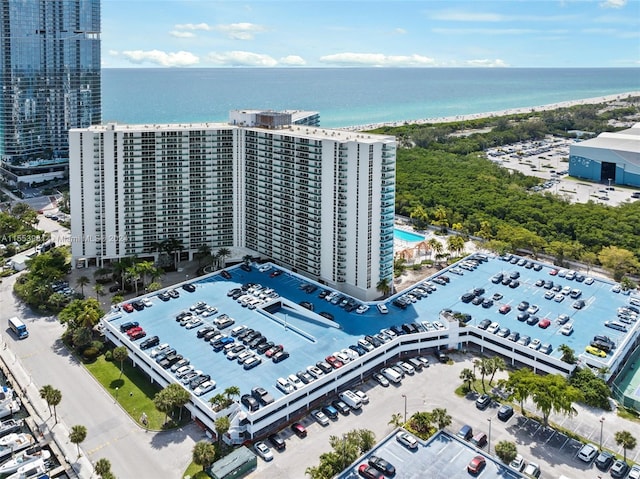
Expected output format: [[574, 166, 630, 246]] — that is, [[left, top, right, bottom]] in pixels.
[[347, 90, 640, 131]]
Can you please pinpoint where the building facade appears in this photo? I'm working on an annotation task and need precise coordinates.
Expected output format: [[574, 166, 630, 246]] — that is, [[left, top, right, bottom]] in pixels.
[[0, 0, 101, 186], [569, 123, 640, 187], [70, 118, 396, 300]]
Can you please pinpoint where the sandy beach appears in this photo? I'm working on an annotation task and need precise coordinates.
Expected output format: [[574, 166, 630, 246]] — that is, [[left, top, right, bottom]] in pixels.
[[348, 90, 640, 131]]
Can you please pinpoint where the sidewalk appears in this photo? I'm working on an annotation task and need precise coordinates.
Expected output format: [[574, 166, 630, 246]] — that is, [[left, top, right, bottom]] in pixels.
[[0, 338, 94, 478]]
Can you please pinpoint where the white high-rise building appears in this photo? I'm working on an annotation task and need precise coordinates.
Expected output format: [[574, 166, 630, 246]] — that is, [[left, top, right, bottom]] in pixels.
[[70, 115, 395, 300]]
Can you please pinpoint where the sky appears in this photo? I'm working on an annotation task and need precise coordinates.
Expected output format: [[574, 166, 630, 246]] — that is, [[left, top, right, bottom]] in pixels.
[[102, 0, 640, 68]]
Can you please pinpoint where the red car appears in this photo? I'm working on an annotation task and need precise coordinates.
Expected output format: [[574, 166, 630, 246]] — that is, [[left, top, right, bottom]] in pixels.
[[126, 326, 143, 336], [291, 422, 307, 438], [358, 464, 384, 479], [499, 304, 511, 314], [538, 318, 551, 329], [549, 269, 558, 276], [325, 355, 344, 369], [129, 329, 146, 340], [467, 455, 486, 474], [122, 303, 134, 313]]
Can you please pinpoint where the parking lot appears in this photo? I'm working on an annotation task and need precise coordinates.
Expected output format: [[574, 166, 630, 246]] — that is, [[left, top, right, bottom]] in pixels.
[[246, 355, 639, 479]]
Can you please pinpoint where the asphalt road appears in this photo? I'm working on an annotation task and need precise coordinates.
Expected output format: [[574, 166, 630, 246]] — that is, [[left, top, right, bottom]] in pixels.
[[0, 272, 201, 479]]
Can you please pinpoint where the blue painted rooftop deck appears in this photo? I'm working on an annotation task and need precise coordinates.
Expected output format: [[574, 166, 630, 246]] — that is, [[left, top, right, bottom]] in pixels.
[[105, 255, 637, 403], [336, 429, 524, 479]]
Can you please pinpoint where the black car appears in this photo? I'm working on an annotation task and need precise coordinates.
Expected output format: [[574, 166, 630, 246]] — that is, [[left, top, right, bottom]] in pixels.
[[241, 394, 259, 412], [316, 361, 333, 374], [272, 350, 289, 363], [120, 321, 139, 332], [203, 330, 219, 341], [139, 335, 159, 350], [461, 293, 475, 303], [477, 319, 492, 330], [220, 270, 232, 279], [131, 301, 145, 311], [595, 451, 614, 471], [436, 351, 449, 363], [109, 284, 122, 293], [331, 399, 350, 415], [182, 283, 196, 292], [497, 404, 514, 421], [196, 326, 214, 338], [368, 455, 396, 476], [256, 341, 274, 354], [240, 263, 251, 272], [251, 387, 274, 405], [267, 433, 286, 451], [475, 394, 492, 410], [189, 374, 211, 390]]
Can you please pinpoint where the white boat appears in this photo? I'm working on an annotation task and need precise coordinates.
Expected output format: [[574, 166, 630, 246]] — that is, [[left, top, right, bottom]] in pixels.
[[6, 457, 48, 479], [0, 434, 35, 459], [0, 447, 50, 475], [0, 387, 21, 420], [0, 419, 22, 438]]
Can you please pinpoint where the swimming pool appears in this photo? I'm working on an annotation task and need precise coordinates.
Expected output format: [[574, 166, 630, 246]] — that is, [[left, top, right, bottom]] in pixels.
[[394, 228, 425, 243]]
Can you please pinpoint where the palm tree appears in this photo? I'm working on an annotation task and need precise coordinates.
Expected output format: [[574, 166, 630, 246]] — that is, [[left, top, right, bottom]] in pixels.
[[76, 276, 90, 297], [112, 346, 128, 379], [614, 430, 637, 462], [447, 235, 466, 258], [459, 368, 476, 392], [124, 265, 141, 295], [376, 277, 391, 298], [217, 248, 231, 268], [209, 393, 229, 412], [223, 385, 241, 403], [94, 458, 112, 478], [408, 411, 433, 436], [431, 408, 452, 430], [195, 244, 212, 268], [135, 260, 155, 289], [39, 385, 54, 415], [111, 294, 124, 306], [488, 356, 506, 385], [388, 413, 403, 428], [69, 424, 87, 457], [214, 415, 230, 445], [49, 388, 62, 424], [93, 283, 104, 300], [429, 239, 444, 264], [242, 254, 253, 266], [192, 441, 216, 472]]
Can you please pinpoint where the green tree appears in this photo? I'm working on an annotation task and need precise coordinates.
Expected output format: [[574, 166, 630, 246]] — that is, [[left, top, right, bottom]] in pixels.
[[569, 367, 611, 410], [504, 368, 536, 415], [614, 430, 637, 462], [530, 374, 583, 427], [459, 368, 476, 393], [93, 283, 104, 301], [388, 413, 403, 428], [69, 424, 87, 457], [209, 393, 230, 412], [94, 458, 112, 478], [217, 247, 231, 268], [446, 235, 466, 258], [39, 385, 54, 415], [494, 440, 518, 464], [488, 356, 505, 385], [431, 408, 452, 430], [192, 441, 216, 472], [195, 244, 212, 268], [214, 415, 230, 445], [408, 411, 433, 437], [559, 344, 577, 364], [153, 388, 174, 426], [165, 383, 191, 421], [112, 346, 128, 379], [44, 387, 62, 424], [376, 277, 391, 298], [474, 358, 492, 393], [76, 276, 90, 297], [598, 246, 639, 281], [223, 385, 241, 403]]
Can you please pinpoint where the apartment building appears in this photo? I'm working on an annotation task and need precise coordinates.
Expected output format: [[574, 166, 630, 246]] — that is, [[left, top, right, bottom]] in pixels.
[[70, 115, 395, 300]]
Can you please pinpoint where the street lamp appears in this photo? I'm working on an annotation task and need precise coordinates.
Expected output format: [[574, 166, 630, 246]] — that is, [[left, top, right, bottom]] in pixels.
[[608, 178, 612, 191], [115, 387, 119, 404], [599, 417, 605, 450], [487, 418, 492, 455], [401, 394, 407, 424]]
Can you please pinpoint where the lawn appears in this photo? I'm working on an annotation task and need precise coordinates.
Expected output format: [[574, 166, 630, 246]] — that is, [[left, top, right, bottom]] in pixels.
[[85, 355, 189, 430]]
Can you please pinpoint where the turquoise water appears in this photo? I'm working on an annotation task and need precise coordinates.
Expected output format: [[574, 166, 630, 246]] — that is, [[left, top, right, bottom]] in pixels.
[[102, 68, 640, 128], [394, 228, 425, 243]]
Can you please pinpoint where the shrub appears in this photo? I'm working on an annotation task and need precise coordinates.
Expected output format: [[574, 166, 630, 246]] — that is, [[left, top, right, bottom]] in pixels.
[[104, 350, 113, 361], [82, 347, 100, 362], [91, 340, 104, 352]]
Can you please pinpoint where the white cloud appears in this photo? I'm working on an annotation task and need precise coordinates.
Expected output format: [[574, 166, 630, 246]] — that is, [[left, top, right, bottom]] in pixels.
[[122, 50, 200, 67], [430, 11, 504, 22], [395, 28, 407, 34], [174, 23, 212, 31], [433, 28, 538, 35], [465, 58, 509, 67], [214, 23, 266, 40], [170, 30, 195, 38], [279, 55, 306, 66], [319, 53, 435, 67], [600, 0, 627, 7], [206, 51, 278, 67], [108, 50, 119, 56]]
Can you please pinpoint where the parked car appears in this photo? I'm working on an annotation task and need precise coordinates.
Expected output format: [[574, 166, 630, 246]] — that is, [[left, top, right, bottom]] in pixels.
[[254, 441, 273, 461], [373, 373, 389, 387], [475, 394, 491, 410], [627, 465, 640, 479], [497, 404, 514, 421], [358, 464, 384, 479], [457, 424, 473, 441], [467, 455, 486, 474], [267, 433, 285, 451], [291, 422, 307, 438], [595, 450, 614, 471], [311, 409, 330, 426], [470, 432, 487, 448], [395, 431, 418, 449], [332, 399, 350, 415], [611, 460, 630, 479], [510, 454, 525, 471], [322, 404, 339, 419], [368, 455, 396, 476], [577, 443, 598, 463], [523, 462, 540, 478]]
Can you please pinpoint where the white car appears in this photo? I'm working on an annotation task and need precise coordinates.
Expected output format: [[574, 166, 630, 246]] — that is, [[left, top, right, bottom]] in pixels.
[[193, 380, 216, 396], [185, 317, 202, 329], [354, 390, 369, 404], [311, 409, 330, 426], [523, 462, 540, 478], [627, 464, 640, 479], [554, 294, 565, 302], [254, 441, 273, 461], [509, 454, 525, 471], [358, 338, 375, 352], [528, 339, 541, 350], [584, 277, 594, 285], [526, 304, 539, 314], [287, 374, 303, 390], [356, 304, 370, 314], [258, 264, 272, 273], [141, 298, 153, 307], [307, 365, 324, 378], [577, 443, 598, 463], [150, 343, 170, 358], [201, 307, 218, 317], [174, 365, 194, 378], [376, 303, 388, 314], [560, 323, 573, 336], [396, 431, 418, 449], [487, 322, 500, 334]]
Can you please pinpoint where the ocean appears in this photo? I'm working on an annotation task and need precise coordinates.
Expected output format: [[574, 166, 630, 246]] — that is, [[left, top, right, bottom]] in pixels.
[[102, 68, 640, 128]]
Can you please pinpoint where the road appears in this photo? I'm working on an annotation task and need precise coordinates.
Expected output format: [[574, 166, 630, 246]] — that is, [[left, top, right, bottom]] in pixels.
[[0, 271, 200, 479]]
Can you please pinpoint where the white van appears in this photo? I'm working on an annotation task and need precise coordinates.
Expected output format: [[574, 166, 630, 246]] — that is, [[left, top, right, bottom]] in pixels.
[[377, 303, 389, 314], [276, 377, 294, 394], [381, 367, 402, 384], [339, 390, 362, 410]]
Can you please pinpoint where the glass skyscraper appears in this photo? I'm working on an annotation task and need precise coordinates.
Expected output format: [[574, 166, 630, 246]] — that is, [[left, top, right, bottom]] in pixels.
[[0, 0, 100, 184]]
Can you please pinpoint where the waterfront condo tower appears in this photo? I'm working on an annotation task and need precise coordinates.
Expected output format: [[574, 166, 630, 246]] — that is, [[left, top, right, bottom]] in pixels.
[[0, 0, 101, 186], [70, 116, 396, 300]]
